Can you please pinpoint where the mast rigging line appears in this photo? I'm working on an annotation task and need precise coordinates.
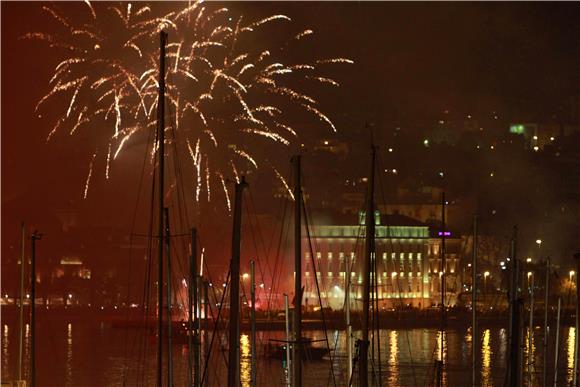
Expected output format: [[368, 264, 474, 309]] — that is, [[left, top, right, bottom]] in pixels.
[[121, 95, 158, 385], [375, 149, 420, 387], [201, 269, 232, 386], [302, 187, 338, 387]]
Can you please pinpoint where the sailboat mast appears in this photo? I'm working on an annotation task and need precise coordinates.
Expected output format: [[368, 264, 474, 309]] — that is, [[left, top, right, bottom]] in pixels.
[[292, 155, 302, 387], [227, 178, 248, 387], [17, 222, 25, 382], [543, 257, 550, 387], [189, 228, 200, 387], [203, 280, 210, 387], [346, 252, 352, 380], [250, 260, 257, 387], [30, 231, 41, 387], [188, 229, 194, 387], [164, 208, 174, 387], [472, 215, 478, 387], [156, 30, 167, 387], [436, 193, 446, 387], [508, 226, 520, 387], [359, 145, 376, 387]]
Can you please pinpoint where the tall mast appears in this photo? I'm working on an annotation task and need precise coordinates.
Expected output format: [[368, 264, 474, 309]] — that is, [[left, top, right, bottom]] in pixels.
[[250, 260, 257, 387], [164, 208, 173, 387], [30, 231, 41, 387], [346, 251, 353, 381], [292, 155, 302, 387], [436, 193, 446, 387], [189, 228, 200, 387], [543, 257, 550, 387], [227, 178, 248, 387], [573, 252, 580, 386], [553, 297, 562, 387], [472, 215, 477, 387], [508, 226, 520, 387], [17, 222, 25, 382], [359, 145, 376, 387], [528, 273, 535, 387], [203, 280, 210, 387], [156, 29, 167, 387]]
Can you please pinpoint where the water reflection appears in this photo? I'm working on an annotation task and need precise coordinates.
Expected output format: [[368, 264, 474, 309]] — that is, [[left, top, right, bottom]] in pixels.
[[66, 323, 73, 385], [481, 329, 491, 386], [567, 327, 575, 384], [387, 330, 399, 385], [240, 334, 251, 386], [3, 324, 8, 376]]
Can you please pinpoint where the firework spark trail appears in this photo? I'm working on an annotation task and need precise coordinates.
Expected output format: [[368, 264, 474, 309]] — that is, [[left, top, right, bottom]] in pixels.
[[30, 1, 352, 204], [273, 168, 294, 201], [83, 151, 97, 199]]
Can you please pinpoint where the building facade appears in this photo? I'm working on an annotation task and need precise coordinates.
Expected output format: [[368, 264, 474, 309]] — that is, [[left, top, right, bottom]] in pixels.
[[303, 211, 460, 310]]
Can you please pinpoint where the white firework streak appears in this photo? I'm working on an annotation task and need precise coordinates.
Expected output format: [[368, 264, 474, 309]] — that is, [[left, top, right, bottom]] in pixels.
[[69, 108, 89, 135], [235, 149, 258, 169], [187, 139, 202, 202], [273, 167, 294, 201], [105, 142, 111, 179], [114, 91, 122, 136], [83, 151, 97, 199], [230, 161, 240, 184], [307, 76, 340, 87], [218, 172, 231, 212], [242, 128, 289, 145], [316, 58, 354, 65], [294, 29, 313, 40], [301, 104, 336, 132], [30, 2, 352, 208], [113, 126, 139, 159], [205, 158, 211, 202]]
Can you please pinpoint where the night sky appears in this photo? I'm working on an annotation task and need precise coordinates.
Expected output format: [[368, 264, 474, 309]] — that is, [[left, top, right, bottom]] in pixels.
[[2, 2, 580, 290]]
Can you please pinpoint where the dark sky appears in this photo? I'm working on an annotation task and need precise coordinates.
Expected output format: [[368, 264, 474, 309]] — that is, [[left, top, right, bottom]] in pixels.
[[2, 2, 580, 271]]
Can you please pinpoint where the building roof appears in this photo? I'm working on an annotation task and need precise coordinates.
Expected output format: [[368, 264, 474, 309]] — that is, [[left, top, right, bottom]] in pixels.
[[308, 209, 427, 228]]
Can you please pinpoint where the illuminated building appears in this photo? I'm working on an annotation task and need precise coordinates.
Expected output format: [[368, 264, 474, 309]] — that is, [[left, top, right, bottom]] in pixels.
[[302, 211, 460, 310]]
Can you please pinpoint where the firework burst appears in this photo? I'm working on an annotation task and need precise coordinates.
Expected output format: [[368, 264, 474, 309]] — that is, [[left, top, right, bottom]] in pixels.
[[27, 1, 352, 204]]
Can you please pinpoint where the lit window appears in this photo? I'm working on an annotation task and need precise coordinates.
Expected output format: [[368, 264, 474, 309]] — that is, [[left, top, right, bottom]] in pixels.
[[408, 253, 413, 259], [417, 253, 422, 260], [400, 253, 405, 260]]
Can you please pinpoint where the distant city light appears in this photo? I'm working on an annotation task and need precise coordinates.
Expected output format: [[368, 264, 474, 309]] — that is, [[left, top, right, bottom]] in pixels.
[[526, 257, 532, 263], [423, 139, 429, 147], [510, 124, 524, 134], [438, 172, 444, 177], [242, 273, 249, 279], [490, 172, 494, 177], [484, 271, 490, 277], [388, 148, 393, 153], [467, 263, 471, 267], [533, 146, 539, 151], [437, 231, 451, 236], [536, 239, 542, 245], [391, 169, 397, 174], [533, 135, 538, 140], [68, 294, 72, 299], [550, 136, 555, 141], [490, 145, 494, 150], [323, 140, 329, 145], [26, 294, 30, 299], [500, 261, 505, 266]]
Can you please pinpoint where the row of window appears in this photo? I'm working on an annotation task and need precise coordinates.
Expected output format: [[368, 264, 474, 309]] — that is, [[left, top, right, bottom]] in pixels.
[[307, 252, 423, 260]]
